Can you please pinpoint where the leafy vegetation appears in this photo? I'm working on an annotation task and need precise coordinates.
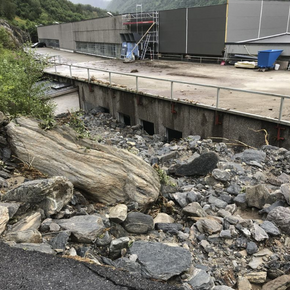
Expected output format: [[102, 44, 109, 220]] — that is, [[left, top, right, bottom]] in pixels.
[[0, 45, 55, 126], [0, 0, 109, 41]]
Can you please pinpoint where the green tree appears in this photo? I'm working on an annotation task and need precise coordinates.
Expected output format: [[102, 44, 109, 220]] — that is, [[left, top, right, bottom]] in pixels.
[[0, 48, 55, 125]]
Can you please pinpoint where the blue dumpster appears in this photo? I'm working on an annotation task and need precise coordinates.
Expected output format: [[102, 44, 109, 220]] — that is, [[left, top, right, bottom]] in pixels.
[[258, 49, 283, 69]]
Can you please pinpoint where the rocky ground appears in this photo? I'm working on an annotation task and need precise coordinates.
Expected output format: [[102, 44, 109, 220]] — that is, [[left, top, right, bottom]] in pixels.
[[1, 109, 290, 290]]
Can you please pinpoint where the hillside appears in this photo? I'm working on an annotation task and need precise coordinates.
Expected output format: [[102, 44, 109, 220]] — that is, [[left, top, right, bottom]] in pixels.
[[106, 0, 226, 13], [0, 0, 108, 41]]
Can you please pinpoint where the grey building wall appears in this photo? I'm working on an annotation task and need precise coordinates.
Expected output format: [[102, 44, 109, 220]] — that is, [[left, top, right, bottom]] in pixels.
[[260, 1, 290, 37], [37, 24, 60, 41], [159, 5, 227, 56], [227, 0, 261, 42], [187, 5, 227, 55], [159, 9, 187, 54], [59, 23, 75, 50], [227, 0, 290, 42], [73, 16, 128, 44], [37, 15, 128, 52]]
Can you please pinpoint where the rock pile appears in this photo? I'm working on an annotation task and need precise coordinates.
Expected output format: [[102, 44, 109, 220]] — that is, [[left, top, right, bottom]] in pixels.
[[1, 109, 290, 290]]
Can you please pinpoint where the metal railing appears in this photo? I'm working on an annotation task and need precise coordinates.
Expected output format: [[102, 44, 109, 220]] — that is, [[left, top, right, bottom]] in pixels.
[[47, 56, 290, 124]]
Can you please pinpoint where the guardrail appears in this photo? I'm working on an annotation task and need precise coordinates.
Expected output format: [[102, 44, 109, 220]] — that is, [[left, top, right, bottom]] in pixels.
[[47, 56, 290, 124]]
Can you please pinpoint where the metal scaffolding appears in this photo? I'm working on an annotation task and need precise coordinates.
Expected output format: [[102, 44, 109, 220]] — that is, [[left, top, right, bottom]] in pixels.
[[122, 11, 159, 59]]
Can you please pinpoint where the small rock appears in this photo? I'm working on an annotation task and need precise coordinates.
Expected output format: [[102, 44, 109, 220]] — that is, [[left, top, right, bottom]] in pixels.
[[10, 212, 41, 232], [208, 195, 228, 209], [246, 241, 258, 255], [188, 268, 214, 290], [196, 218, 223, 234], [260, 221, 280, 236], [5, 229, 42, 243], [234, 194, 247, 209], [280, 183, 290, 205], [241, 149, 266, 165], [109, 237, 130, 260], [262, 274, 290, 290], [50, 231, 70, 252], [0, 205, 9, 235], [155, 223, 183, 234], [0, 202, 20, 218], [183, 202, 207, 217], [237, 276, 252, 290], [12, 243, 55, 255], [154, 212, 174, 224], [246, 184, 272, 209], [212, 169, 231, 182], [122, 212, 153, 234], [109, 204, 128, 223], [244, 272, 267, 284], [251, 223, 269, 241]]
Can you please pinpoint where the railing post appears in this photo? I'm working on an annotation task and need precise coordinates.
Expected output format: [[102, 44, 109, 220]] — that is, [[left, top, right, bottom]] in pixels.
[[170, 81, 174, 100], [278, 96, 285, 122], [69, 65, 72, 77], [216, 88, 220, 109], [109, 72, 112, 87], [136, 76, 139, 92], [87, 68, 90, 81], [58, 55, 61, 63], [54, 64, 57, 73]]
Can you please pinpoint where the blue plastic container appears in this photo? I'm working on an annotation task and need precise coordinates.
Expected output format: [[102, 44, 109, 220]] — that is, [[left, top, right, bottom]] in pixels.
[[258, 49, 283, 68]]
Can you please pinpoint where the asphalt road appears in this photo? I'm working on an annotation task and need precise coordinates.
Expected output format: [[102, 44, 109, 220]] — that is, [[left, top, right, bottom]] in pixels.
[[0, 242, 182, 290]]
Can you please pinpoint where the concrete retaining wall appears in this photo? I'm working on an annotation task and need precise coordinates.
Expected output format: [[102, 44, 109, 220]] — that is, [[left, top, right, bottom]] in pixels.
[[52, 74, 290, 149]]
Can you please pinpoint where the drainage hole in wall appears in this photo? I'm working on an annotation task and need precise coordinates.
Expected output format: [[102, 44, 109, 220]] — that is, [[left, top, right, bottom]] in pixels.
[[141, 120, 155, 135], [167, 128, 182, 142], [119, 113, 131, 126]]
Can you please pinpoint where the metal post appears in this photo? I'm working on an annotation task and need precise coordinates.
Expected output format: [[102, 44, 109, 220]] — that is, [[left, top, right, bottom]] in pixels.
[[170, 81, 174, 100], [87, 68, 90, 81], [216, 88, 220, 109], [58, 55, 61, 63], [69, 65, 72, 77], [278, 96, 285, 121], [54, 64, 57, 73], [136, 76, 139, 92], [109, 72, 112, 87]]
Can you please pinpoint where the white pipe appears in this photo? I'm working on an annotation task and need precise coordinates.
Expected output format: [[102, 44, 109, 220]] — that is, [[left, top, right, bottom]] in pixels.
[[258, 0, 264, 38]]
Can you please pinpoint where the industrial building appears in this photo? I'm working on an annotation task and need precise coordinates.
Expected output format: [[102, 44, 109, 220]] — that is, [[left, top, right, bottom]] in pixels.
[[37, 0, 290, 60]]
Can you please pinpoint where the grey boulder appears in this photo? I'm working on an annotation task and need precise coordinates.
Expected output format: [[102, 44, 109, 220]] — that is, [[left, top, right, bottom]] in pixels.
[[129, 241, 192, 280], [6, 117, 160, 206], [2, 176, 73, 217], [174, 152, 219, 176], [55, 215, 105, 243], [267, 206, 290, 235]]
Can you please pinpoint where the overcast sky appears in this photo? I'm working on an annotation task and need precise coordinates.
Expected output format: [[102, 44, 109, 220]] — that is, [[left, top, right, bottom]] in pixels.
[[69, 0, 110, 9]]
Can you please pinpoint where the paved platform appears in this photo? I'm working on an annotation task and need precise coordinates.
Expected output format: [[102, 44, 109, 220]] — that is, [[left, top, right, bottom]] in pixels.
[[0, 242, 181, 290], [36, 48, 290, 122]]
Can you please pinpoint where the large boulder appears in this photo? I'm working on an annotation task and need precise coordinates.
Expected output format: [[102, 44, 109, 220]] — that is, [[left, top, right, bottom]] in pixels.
[[6, 117, 160, 206], [129, 241, 192, 280], [174, 152, 219, 176], [267, 206, 290, 235], [2, 176, 73, 217]]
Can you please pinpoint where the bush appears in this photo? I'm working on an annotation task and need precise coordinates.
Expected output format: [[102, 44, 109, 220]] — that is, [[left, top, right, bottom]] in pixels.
[[0, 48, 55, 124]]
